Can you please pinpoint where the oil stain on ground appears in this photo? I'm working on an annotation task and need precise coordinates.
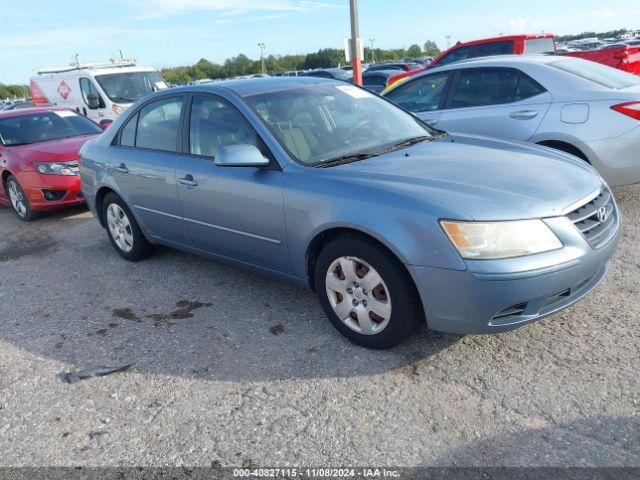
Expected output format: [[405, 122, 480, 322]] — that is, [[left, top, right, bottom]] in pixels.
[[146, 300, 213, 327], [112, 307, 141, 323], [0, 235, 57, 262]]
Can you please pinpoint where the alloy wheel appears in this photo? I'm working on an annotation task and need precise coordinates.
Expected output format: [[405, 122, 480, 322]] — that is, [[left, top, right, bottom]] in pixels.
[[7, 179, 27, 218], [106, 203, 134, 253]]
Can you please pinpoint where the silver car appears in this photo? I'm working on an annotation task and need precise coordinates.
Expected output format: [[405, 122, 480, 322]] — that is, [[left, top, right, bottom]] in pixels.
[[384, 55, 640, 187]]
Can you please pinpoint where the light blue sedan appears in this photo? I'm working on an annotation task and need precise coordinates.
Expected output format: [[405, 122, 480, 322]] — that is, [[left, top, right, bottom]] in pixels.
[[80, 77, 620, 349]]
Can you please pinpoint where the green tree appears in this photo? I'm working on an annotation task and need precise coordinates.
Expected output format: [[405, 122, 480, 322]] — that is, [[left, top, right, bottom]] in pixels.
[[406, 44, 423, 58], [423, 40, 441, 57]]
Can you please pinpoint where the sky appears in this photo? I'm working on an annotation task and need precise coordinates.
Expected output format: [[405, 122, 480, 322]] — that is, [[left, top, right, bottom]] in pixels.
[[1, 0, 639, 84]]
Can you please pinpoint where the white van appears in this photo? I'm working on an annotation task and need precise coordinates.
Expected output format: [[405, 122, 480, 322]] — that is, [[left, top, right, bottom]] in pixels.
[[30, 58, 168, 127]]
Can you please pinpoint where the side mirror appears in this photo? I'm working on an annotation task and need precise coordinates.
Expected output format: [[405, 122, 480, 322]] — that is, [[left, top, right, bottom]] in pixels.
[[214, 144, 269, 168], [87, 95, 101, 110]]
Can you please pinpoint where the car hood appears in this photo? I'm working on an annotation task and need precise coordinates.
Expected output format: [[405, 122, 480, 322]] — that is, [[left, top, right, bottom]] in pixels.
[[11, 135, 99, 166], [333, 134, 602, 221]]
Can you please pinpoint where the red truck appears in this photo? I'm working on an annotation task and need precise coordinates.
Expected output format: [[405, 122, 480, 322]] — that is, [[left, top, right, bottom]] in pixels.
[[424, 33, 640, 75], [386, 34, 557, 88]]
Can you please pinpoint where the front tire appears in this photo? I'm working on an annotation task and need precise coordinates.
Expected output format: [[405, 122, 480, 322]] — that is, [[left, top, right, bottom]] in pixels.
[[102, 192, 153, 261], [314, 235, 423, 349], [6, 175, 37, 221]]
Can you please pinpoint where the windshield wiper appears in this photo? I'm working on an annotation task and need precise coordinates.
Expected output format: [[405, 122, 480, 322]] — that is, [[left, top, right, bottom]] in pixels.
[[315, 152, 379, 168], [382, 135, 434, 153]]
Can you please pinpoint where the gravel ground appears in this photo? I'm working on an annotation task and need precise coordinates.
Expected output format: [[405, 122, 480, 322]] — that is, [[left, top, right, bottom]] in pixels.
[[0, 185, 639, 468]]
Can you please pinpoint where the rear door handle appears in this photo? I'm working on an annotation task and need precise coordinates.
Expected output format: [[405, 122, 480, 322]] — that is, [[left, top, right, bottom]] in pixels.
[[179, 174, 198, 187], [510, 110, 539, 120], [115, 163, 129, 174]]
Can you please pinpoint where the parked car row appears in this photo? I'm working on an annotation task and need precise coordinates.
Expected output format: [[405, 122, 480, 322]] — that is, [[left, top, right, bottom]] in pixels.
[[1, 53, 631, 350]]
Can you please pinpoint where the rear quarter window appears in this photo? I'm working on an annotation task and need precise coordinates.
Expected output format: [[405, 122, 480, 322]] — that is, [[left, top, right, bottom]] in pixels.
[[549, 59, 640, 89]]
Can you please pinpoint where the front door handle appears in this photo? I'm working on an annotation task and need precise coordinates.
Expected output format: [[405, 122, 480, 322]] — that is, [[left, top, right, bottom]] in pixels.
[[115, 163, 129, 174], [179, 174, 198, 187], [510, 110, 539, 120]]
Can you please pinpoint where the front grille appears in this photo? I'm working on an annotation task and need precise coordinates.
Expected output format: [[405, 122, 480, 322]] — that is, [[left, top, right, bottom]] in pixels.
[[566, 187, 617, 248]]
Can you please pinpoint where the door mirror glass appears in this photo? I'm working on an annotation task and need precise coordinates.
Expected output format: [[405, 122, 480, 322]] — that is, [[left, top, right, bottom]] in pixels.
[[214, 144, 269, 167]]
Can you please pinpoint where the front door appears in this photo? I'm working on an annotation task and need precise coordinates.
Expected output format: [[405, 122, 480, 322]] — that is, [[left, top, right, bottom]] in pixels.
[[175, 94, 289, 272], [437, 68, 552, 142]]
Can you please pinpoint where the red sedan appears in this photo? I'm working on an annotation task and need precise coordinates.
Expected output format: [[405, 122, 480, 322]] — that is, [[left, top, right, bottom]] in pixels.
[[0, 108, 102, 221]]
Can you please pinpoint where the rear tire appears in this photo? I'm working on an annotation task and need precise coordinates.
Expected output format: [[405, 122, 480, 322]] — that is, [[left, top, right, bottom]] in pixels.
[[6, 175, 38, 221], [102, 192, 153, 261], [314, 235, 423, 349]]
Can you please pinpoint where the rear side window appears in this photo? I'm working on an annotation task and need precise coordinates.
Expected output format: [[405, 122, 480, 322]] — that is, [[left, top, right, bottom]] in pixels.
[[548, 58, 640, 89], [135, 97, 184, 152], [524, 38, 556, 54], [437, 46, 474, 66], [189, 96, 261, 158], [385, 72, 450, 112], [476, 41, 514, 57], [449, 69, 545, 108]]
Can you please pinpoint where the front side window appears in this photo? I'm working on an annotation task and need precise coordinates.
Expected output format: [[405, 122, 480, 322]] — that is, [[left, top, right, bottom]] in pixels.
[[245, 84, 433, 166], [438, 46, 474, 66], [385, 72, 449, 112], [79, 78, 105, 109], [450, 69, 519, 108], [0, 111, 102, 146], [134, 97, 184, 152], [95, 72, 168, 104], [189, 96, 260, 157], [476, 41, 514, 57]]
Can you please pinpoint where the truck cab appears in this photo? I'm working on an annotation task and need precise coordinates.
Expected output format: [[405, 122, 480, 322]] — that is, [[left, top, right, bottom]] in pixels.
[[30, 59, 168, 128], [431, 34, 557, 68]]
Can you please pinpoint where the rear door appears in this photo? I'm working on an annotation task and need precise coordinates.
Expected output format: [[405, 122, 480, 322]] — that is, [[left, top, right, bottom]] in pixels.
[[175, 93, 289, 272], [437, 67, 552, 141], [384, 71, 452, 127], [111, 94, 189, 245]]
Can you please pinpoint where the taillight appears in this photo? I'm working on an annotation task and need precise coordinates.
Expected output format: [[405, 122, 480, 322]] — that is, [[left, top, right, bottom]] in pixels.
[[611, 102, 640, 120]]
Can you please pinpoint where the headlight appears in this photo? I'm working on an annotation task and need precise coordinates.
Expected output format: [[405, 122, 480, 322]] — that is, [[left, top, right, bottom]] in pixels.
[[35, 162, 78, 176], [440, 219, 562, 260]]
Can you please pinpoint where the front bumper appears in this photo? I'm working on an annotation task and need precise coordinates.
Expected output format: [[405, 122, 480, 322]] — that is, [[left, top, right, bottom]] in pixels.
[[408, 209, 621, 335], [20, 171, 85, 211]]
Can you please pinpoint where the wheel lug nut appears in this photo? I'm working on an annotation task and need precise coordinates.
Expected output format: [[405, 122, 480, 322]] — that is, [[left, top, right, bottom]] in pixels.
[[347, 288, 353, 294], [363, 301, 367, 307], [352, 300, 359, 306], [354, 282, 359, 288]]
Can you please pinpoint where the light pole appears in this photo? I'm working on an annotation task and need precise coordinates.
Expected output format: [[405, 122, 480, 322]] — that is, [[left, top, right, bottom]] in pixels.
[[349, 0, 362, 85], [445, 35, 451, 49], [369, 38, 375, 63], [258, 42, 266, 75]]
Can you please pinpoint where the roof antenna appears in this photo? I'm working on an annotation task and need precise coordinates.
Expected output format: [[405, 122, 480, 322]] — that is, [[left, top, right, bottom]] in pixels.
[[73, 54, 80, 67]]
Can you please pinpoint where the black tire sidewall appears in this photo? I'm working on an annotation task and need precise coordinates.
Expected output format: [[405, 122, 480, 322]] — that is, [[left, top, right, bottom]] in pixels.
[[6, 175, 35, 222], [315, 236, 422, 349], [102, 193, 152, 261]]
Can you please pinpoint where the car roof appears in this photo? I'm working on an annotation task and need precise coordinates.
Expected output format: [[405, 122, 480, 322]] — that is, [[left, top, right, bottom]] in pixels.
[[169, 76, 340, 98], [0, 106, 73, 118], [426, 54, 567, 72]]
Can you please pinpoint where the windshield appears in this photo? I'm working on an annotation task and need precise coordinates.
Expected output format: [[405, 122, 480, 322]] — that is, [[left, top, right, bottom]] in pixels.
[[0, 110, 102, 146], [524, 38, 556, 54], [549, 58, 640, 89], [245, 83, 434, 166], [95, 71, 167, 103]]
